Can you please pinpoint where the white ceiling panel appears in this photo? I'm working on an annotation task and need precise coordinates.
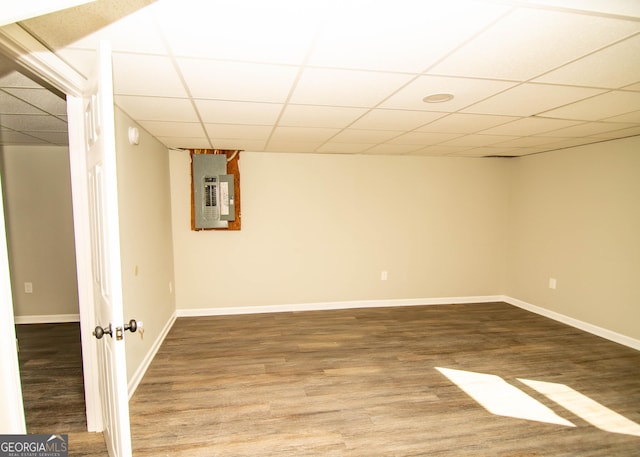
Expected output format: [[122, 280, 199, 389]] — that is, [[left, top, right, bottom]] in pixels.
[[363, 144, 424, 155], [178, 59, 299, 102], [350, 110, 445, 131], [330, 129, 400, 144], [3, 0, 640, 156], [153, 0, 320, 64], [481, 117, 581, 136], [2, 88, 67, 115], [112, 54, 187, 97], [0, 91, 46, 114], [388, 132, 461, 145], [316, 143, 374, 154], [205, 124, 272, 140], [0, 114, 67, 131], [534, 34, 640, 88], [195, 100, 282, 125], [308, 0, 510, 73], [442, 134, 517, 148], [430, 8, 640, 81], [416, 113, 520, 134], [268, 126, 340, 143], [535, 121, 637, 138], [541, 90, 640, 120], [115, 96, 199, 122], [463, 83, 605, 116], [139, 121, 204, 138], [290, 68, 413, 107], [380, 76, 517, 112], [278, 105, 368, 128]]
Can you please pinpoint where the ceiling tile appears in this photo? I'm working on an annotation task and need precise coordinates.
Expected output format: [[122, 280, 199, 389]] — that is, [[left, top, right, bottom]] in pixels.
[[0, 72, 41, 88], [481, 117, 582, 136], [112, 54, 187, 97], [308, 0, 509, 73], [411, 145, 473, 156], [534, 34, 640, 88], [491, 136, 560, 148], [329, 129, 400, 144], [278, 105, 367, 128], [209, 138, 266, 151], [442, 134, 516, 147], [264, 141, 322, 153], [268, 126, 340, 143], [316, 143, 373, 154], [363, 144, 424, 155], [623, 82, 640, 91], [0, 114, 67, 131], [139, 121, 204, 138], [3, 87, 67, 115], [159, 137, 211, 149], [417, 113, 520, 133], [290, 68, 413, 107], [178, 59, 298, 103], [195, 100, 282, 124], [540, 90, 640, 120], [28, 131, 69, 145], [153, 0, 320, 64], [63, 7, 166, 55], [380, 75, 516, 112], [535, 121, 637, 138], [603, 110, 640, 123], [205, 124, 272, 140], [0, 130, 48, 144], [591, 125, 640, 138], [463, 83, 605, 116], [350, 109, 445, 131], [0, 91, 45, 114], [116, 96, 199, 122], [430, 7, 640, 81], [388, 131, 461, 145], [456, 146, 518, 157]]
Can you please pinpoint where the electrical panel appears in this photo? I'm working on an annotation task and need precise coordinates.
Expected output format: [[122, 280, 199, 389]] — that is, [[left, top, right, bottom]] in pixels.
[[192, 154, 235, 229]]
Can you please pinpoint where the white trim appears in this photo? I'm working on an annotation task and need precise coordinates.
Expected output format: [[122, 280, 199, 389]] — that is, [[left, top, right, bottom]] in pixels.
[[0, 24, 85, 96], [127, 312, 177, 399], [14, 313, 80, 324], [176, 295, 504, 317], [503, 296, 640, 352]]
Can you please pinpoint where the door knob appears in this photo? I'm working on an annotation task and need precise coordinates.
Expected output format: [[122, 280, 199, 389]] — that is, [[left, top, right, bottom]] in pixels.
[[93, 324, 112, 339], [124, 319, 138, 333]]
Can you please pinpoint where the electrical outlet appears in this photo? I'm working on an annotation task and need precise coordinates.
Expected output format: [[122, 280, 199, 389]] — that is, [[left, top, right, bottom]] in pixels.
[[549, 278, 557, 290], [381, 271, 388, 281], [24, 282, 33, 293]]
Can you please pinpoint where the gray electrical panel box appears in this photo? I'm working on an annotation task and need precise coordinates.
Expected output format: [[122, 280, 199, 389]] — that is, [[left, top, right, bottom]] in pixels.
[[192, 154, 235, 229]]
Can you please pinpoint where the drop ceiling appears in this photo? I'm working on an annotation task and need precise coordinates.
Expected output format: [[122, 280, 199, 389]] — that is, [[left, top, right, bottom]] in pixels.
[[1, 0, 640, 157]]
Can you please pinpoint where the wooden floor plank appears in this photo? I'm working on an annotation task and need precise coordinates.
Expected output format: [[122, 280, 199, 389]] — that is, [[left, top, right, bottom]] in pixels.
[[18, 302, 640, 456]]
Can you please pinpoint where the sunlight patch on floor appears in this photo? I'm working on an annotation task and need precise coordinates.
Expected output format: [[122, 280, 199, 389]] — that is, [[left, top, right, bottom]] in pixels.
[[435, 367, 575, 427], [519, 378, 640, 437]]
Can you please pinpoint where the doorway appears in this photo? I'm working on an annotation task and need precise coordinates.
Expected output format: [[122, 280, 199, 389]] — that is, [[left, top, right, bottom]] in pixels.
[[0, 60, 87, 434]]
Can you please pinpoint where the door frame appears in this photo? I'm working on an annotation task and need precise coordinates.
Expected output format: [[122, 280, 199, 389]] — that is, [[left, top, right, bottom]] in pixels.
[[0, 23, 103, 432]]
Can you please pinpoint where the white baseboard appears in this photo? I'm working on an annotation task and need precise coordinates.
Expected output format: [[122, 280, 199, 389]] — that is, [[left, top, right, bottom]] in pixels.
[[176, 295, 505, 317], [127, 311, 177, 399], [502, 296, 640, 352], [14, 313, 80, 324]]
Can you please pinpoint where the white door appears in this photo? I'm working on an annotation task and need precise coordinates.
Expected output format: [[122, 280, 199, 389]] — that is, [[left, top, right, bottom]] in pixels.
[[77, 41, 132, 457]]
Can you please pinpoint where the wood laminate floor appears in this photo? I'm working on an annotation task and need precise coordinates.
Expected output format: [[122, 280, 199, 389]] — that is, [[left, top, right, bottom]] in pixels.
[[129, 302, 640, 456], [19, 303, 640, 456]]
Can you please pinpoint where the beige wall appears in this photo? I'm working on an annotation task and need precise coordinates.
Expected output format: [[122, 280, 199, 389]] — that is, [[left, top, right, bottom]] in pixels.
[[0, 145, 78, 317], [114, 109, 176, 383], [169, 151, 511, 310], [507, 136, 640, 340]]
